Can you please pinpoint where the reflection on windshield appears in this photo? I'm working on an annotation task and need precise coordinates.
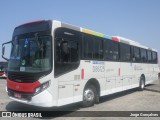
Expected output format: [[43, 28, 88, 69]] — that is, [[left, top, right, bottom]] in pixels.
[[8, 36, 51, 73]]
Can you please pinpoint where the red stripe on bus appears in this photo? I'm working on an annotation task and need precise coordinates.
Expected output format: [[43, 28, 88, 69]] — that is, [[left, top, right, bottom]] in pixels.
[[112, 37, 119, 42], [118, 68, 120, 76], [81, 68, 84, 80], [7, 79, 40, 92], [0, 72, 5, 75]]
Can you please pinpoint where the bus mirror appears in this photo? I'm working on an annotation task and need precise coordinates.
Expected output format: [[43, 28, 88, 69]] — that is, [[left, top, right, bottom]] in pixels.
[[2, 46, 5, 56], [2, 41, 12, 61]]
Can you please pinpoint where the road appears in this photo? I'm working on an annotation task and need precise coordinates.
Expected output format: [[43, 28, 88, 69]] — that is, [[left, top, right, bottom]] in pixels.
[[0, 78, 160, 120]]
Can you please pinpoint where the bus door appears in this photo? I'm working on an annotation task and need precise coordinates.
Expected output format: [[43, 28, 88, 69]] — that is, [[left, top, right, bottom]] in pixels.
[[54, 28, 80, 105]]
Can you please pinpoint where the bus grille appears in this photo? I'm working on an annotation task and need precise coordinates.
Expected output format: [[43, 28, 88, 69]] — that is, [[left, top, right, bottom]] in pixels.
[[8, 88, 32, 101], [8, 72, 36, 83]]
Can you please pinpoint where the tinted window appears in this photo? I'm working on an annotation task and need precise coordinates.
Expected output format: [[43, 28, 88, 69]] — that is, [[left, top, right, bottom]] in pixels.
[[104, 40, 119, 61], [120, 43, 131, 62], [132, 47, 140, 62], [9, 36, 52, 73], [152, 51, 157, 63], [83, 35, 93, 59], [83, 34, 103, 60], [141, 49, 147, 62], [13, 21, 51, 36], [93, 38, 103, 59], [55, 28, 80, 77], [147, 50, 152, 63]]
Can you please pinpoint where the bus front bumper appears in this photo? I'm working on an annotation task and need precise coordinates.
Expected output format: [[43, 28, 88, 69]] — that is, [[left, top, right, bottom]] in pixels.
[[6, 87, 55, 107]]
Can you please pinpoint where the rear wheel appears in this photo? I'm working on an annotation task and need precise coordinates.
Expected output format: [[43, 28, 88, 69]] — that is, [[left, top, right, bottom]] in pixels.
[[139, 76, 145, 91], [82, 85, 97, 107]]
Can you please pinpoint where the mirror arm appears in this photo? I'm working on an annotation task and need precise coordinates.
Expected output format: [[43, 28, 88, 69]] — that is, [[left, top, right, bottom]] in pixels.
[[2, 56, 9, 61]]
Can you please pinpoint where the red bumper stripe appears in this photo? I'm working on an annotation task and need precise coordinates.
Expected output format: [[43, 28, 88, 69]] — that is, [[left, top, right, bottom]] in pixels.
[[0, 72, 5, 75], [7, 79, 40, 92]]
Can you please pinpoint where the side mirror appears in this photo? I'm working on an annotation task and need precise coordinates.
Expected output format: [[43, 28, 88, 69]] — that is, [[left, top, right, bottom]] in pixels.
[[2, 41, 12, 61], [2, 46, 5, 56]]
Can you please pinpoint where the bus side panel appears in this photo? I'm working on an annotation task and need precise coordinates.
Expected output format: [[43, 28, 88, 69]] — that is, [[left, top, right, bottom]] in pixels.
[[152, 63, 159, 82], [81, 60, 106, 96], [105, 61, 121, 95], [57, 67, 83, 106], [120, 62, 134, 90]]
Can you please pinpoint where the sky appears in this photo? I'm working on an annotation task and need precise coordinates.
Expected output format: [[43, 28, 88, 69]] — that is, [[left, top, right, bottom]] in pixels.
[[0, 0, 160, 61]]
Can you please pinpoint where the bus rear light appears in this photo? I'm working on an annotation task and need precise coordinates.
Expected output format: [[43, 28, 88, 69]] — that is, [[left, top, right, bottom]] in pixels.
[[81, 69, 84, 80], [34, 81, 50, 95]]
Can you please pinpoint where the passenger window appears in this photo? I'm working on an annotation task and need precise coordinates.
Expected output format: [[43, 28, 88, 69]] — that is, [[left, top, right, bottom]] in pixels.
[[152, 51, 157, 63], [120, 43, 131, 62], [133, 47, 140, 62], [104, 40, 119, 61], [141, 49, 147, 62], [55, 28, 80, 77], [83, 34, 103, 60], [83, 35, 93, 59], [147, 50, 152, 63]]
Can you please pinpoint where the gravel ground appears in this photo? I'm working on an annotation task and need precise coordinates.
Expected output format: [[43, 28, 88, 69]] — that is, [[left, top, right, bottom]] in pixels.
[[0, 78, 160, 120]]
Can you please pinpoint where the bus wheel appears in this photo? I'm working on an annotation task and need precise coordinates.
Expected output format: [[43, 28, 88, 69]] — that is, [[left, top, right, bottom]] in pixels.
[[139, 76, 145, 91], [82, 85, 97, 107]]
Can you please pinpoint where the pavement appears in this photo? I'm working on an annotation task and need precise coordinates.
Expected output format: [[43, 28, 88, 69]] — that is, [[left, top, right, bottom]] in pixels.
[[144, 80, 160, 93], [0, 78, 160, 120]]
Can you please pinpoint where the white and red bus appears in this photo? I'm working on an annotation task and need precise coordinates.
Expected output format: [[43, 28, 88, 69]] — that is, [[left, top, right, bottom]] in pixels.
[[2, 20, 159, 107]]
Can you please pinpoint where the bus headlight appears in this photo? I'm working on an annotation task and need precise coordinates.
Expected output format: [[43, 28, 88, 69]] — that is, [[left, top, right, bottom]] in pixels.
[[34, 81, 50, 95]]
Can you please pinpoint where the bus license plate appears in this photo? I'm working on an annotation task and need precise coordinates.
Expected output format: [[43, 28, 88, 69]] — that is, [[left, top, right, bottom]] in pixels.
[[14, 93, 21, 99]]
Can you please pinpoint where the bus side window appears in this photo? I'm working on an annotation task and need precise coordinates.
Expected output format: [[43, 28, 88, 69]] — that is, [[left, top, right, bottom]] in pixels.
[[133, 47, 140, 62], [141, 49, 147, 63], [120, 43, 131, 62], [104, 40, 119, 61], [56, 38, 78, 63], [147, 50, 152, 63], [61, 41, 69, 62], [54, 27, 80, 77], [152, 51, 157, 63]]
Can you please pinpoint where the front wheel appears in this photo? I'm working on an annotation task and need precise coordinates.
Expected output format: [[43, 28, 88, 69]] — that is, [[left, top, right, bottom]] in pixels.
[[82, 85, 97, 107]]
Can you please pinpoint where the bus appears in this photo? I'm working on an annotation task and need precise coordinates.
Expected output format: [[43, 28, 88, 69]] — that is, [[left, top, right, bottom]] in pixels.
[[0, 61, 7, 78], [2, 20, 159, 107]]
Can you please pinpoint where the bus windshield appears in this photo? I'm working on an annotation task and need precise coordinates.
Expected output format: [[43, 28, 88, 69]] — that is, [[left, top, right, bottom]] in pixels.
[[8, 36, 52, 73]]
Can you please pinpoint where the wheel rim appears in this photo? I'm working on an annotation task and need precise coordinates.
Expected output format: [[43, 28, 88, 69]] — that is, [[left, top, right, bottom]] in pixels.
[[84, 89, 94, 102]]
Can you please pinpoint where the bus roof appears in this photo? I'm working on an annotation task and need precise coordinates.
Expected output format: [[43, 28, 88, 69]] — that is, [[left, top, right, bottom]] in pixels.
[[18, 20, 157, 52], [53, 20, 157, 52]]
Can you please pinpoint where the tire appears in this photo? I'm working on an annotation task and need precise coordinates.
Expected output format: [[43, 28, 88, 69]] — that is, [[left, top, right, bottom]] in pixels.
[[82, 85, 97, 107], [139, 76, 145, 91]]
